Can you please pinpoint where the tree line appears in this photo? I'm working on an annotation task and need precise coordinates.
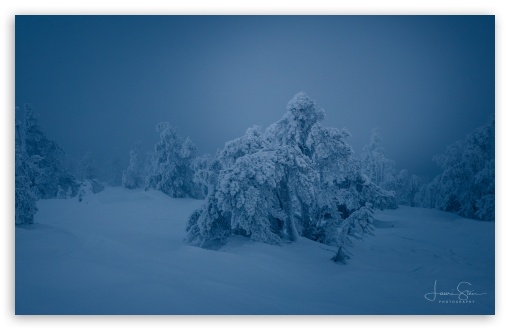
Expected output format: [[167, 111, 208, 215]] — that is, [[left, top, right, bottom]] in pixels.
[[15, 93, 495, 261]]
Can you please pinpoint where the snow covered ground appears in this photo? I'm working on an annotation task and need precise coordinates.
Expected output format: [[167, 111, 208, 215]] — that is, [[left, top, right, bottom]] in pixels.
[[15, 186, 495, 315]]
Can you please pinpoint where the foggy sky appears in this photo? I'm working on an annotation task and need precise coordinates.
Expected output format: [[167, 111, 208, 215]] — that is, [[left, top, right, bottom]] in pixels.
[[15, 15, 494, 178]]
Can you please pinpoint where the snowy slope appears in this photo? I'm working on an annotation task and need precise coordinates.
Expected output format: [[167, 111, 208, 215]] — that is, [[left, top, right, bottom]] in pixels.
[[15, 187, 495, 315]]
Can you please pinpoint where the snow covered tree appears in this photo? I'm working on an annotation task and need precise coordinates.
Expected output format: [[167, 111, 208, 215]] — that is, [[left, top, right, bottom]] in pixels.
[[75, 151, 104, 197], [186, 92, 394, 257], [15, 119, 38, 225], [18, 104, 78, 199], [191, 154, 213, 198], [332, 205, 374, 264], [219, 126, 268, 168], [265, 92, 325, 157], [15, 158, 38, 225], [414, 180, 438, 209], [187, 94, 325, 246], [394, 170, 422, 206], [303, 123, 358, 240], [145, 122, 200, 198], [301, 117, 395, 242], [415, 117, 495, 221], [122, 142, 145, 189], [360, 128, 400, 192], [187, 145, 317, 246], [78, 151, 97, 181]]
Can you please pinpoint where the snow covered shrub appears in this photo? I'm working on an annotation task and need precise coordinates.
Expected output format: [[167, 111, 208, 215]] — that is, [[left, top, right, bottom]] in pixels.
[[341, 205, 374, 240], [360, 181, 397, 210], [56, 185, 74, 199], [332, 205, 374, 264], [332, 247, 350, 264], [185, 194, 231, 246], [76, 179, 105, 202], [415, 117, 495, 221]]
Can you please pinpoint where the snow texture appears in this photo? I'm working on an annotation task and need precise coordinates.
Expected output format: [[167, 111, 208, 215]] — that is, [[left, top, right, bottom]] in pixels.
[[16, 186, 494, 315]]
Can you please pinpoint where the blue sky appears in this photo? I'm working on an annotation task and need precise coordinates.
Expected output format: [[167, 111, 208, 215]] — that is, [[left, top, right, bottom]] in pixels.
[[15, 15, 494, 177]]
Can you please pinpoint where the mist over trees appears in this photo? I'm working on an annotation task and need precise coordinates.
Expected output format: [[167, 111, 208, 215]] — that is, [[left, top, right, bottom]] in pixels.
[[78, 151, 97, 181], [15, 105, 79, 203], [122, 141, 145, 189], [359, 129, 421, 207], [144, 122, 204, 199], [414, 117, 495, 221], [360, 129, 399, 190], [14, 93, 495, 259], [108, 155, 123, 186], [15, 105, 80, 224]]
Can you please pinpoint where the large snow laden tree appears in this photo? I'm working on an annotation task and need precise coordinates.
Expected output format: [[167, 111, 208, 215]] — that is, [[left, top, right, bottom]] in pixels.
[[17, 104, 78, 200], [414, 116, 495, 221], [145, 122, 203, 198], [186, 93, 394, 255]]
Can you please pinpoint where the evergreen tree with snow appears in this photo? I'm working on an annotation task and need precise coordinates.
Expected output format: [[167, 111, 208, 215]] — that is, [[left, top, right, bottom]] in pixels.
[[187, 145, 317, 246], [145, 122, 200, 198], [298, 106, 395, 242], [220, 126, 268, 168], [360, 128, 400, 191], [186, 92, 394, 257], [191, 154, 213, 198], [122, 142, 145, 189], [332, 205, 374, 264], [394, 170, 422, 206], [15, 119, 38, 225], [18, 104, 78, 199], [264, 92, 325, 157], [78, 151, 97, 181], [187, 94, 324, 246], [76, 151, 105, 197], [415, 117, 495, 221]]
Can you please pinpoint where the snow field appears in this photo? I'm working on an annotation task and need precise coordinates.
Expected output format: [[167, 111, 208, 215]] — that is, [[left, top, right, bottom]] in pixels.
[[16, 187, 494, 314]]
